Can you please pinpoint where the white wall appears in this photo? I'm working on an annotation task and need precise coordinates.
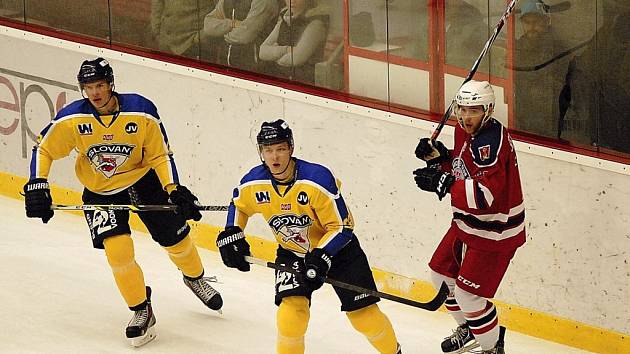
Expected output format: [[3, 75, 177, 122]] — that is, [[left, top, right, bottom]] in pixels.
[[1, 25, 629, 334]]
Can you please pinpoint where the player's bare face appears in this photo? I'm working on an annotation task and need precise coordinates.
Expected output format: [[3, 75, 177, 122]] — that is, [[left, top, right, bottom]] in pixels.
[[457, 105, 485, 135], [82, 80, 114, 112], [261, 142, 293, 179]]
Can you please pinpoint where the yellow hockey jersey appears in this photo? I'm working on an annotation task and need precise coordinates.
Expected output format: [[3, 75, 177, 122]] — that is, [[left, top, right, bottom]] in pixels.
[[29, 93, 179, 194], [226, 158, 355, 256]]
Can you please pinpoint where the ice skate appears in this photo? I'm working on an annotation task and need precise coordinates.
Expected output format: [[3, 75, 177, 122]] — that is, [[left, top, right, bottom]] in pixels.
[[441, 323, 479, 353], [476, 326, 506, 354], [183, 274, 223, 313], [126, 286, 157, 347]]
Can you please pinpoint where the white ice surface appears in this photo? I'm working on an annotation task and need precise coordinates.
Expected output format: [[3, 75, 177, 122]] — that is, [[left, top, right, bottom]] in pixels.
[[0, 196, 592, 354]]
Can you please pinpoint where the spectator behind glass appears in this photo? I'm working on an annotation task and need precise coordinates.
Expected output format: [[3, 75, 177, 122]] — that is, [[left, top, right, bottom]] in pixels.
[[562, 3, 630, 153], [201, 0, 279, 72], [259, 0, 329, 84], [444, 1, 487, 70], [150, 0, 217, 58], [513, 0, 570, 139]]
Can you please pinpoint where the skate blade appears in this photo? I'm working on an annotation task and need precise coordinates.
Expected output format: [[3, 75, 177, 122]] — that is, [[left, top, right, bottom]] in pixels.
[[129, 327, 157, 347], [451, 341, 480, 354]]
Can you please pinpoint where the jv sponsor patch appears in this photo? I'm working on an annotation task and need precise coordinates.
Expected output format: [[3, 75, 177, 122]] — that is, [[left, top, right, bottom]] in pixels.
[[297, 191, 308, 205], [125, 122, 138, 134]]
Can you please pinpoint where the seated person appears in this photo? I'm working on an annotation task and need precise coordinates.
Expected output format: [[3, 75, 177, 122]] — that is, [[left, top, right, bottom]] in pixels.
[[151, 0, 217, 58], [259, 0, 329, 84], [201, 0, 279, 72]]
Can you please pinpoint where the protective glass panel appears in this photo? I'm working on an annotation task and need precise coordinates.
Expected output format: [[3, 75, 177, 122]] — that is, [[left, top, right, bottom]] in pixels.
[[387, 0, 429, 62], [386, 0, 431, 111], [0, 0, 23, 21], [346, 0, 390, 104], [257, 0, 331, 84], [592, 0, 630, 154], [444, 0, 490, 73], [24, 0, 109, 41], [109, 0, 154, 50]]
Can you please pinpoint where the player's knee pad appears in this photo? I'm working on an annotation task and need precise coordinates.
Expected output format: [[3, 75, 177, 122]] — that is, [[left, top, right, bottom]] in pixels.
[[346, 304, 389, 337], [453, 285, 487, 313], [164, 235, 194, 257], [277, 296, 310, 338], [103, 234, 135, 271], [164, 235, 203, 278], [347, 304, 399, 354], [431, 270, 455, 294]]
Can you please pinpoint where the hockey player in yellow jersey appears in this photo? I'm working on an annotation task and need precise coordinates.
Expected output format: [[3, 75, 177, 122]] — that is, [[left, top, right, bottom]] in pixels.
[[23, 58, 222, 347], [216, 119, 402, 354]]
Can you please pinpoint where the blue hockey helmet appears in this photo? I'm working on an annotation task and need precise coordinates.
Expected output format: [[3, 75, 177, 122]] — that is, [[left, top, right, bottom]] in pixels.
[[257, 119, 294, 149], [77, 57, 114, 86]]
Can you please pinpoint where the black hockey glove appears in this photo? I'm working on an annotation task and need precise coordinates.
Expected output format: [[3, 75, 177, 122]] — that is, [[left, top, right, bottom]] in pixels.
[[216, 226, 251, 272], [168, 185, 202, 221], [415, 138, 450, 166], [303, 248, 332, 291], [23, 178, 54, 223], [413, 167, 455, 201]]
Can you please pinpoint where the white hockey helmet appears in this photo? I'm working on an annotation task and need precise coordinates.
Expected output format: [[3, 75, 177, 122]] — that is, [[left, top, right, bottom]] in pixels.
[[454, 80, 495, 130]]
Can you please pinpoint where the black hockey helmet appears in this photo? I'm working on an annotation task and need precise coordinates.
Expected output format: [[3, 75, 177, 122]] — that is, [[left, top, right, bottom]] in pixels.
[[77, 57, 114, 86], [257, 119, 294, 148]]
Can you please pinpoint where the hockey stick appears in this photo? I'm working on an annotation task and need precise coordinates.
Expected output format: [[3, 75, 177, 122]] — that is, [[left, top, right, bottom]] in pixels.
[[508, 39, 589, 72], [51, 204, 229, 212], [430, 0, 519, 142], [245, 255, 449, 311]]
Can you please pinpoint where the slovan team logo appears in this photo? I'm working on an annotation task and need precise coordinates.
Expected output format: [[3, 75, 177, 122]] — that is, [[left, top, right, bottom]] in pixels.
[[87, 143, 135, 178], [269, 214, 312, 251], [452, 157, 470, 180]]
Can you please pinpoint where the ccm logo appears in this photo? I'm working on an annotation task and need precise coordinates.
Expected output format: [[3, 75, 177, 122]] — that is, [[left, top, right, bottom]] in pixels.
[[457, 275, 481, 289]]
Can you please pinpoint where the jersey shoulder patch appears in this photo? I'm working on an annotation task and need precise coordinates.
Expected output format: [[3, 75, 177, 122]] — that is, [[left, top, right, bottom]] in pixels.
[[471, 119, 503, 167], [118, 93, 159, 118], [240, 164, 270, 185], [296, 159, 338, 195], [55, 99, 91, 120]]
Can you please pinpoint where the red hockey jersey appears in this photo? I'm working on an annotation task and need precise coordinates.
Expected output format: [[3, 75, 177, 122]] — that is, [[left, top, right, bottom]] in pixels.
[[443, 119, 526, 252]]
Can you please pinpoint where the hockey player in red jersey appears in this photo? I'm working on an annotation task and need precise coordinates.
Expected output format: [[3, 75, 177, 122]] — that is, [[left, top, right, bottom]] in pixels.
[[413, 80, 525, 354]]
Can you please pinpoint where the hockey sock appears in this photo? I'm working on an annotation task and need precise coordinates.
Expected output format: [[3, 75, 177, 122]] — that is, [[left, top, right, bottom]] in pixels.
[[455, 286, 500, 350], [346, 304, 399, 354], [277, 296, 310, 354], [164, 236, 203, 279], [103, 234, 147, 308], [431, 270, 467, 325]]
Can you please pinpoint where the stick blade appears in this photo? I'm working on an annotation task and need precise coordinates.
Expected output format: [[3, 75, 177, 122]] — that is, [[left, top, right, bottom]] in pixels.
[[420, 281, 450, 311]]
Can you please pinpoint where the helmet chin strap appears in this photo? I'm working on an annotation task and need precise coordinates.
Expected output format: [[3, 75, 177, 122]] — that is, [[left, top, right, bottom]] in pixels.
[[271, 159, 292, 177], [95, 92, 114, 110]]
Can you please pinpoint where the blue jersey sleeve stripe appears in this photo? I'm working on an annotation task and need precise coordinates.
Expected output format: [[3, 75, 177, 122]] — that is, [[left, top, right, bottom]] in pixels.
[[29, 146, 38, 179], [226, 202, 237, 227], [322, 228, 353, 256], [168, 156, 179, 184], [334, 195, 350, 221]]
